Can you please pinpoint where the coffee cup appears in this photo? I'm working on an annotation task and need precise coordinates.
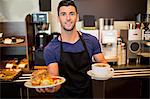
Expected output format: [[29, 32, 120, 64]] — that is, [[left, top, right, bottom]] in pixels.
[[91, 63, 114, 76], [0, 32, 3, 38]]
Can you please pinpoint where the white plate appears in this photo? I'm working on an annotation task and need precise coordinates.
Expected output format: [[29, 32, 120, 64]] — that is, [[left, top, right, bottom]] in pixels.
[[24, 76, 66, 88], [87, 70, 114, 80]]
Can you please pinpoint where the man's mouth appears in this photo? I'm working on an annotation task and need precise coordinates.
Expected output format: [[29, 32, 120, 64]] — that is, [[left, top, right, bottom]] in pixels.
[[65, 22, 72, 28]]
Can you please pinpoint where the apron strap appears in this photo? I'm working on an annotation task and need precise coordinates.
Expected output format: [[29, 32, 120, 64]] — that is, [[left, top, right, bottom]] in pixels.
[[78, 31, 89, 54]]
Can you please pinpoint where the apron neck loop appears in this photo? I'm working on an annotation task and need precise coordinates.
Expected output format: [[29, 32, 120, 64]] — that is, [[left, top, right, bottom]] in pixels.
[[59, 31, 89, 55]]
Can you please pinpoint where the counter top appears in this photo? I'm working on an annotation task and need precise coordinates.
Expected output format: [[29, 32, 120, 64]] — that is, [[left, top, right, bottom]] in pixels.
[[112, 64, 150, 78], [112, 64, 150, 70], [113, 68, 150, 78]]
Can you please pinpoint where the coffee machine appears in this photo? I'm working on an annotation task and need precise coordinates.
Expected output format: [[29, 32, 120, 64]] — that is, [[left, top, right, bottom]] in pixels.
[[32, 12, 51, 66], [100, 30, 118, 63]]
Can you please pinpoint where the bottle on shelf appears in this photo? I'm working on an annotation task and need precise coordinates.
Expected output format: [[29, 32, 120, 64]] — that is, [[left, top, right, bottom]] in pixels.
[[121, 43, 126, 65], [117, 38, 122, 66]]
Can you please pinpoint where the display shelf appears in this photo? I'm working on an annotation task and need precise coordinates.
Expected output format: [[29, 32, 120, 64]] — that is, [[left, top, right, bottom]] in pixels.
[[0, 22, 30, 70], [0, 42, 26, 47]]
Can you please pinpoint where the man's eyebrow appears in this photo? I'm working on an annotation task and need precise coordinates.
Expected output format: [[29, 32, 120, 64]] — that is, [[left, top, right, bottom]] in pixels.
[[59, 12, 66, 15], [60, 11, 75, 14], [70, 11, 75, 13], [60, 12, 65, 14]]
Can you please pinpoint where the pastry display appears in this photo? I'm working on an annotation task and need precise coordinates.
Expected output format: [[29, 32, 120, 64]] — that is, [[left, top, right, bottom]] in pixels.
[[0, 69, 21, 81], [0, 58, 28, 69]]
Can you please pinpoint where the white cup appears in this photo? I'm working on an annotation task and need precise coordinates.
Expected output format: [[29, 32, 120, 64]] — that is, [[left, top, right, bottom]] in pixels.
[[91, 63, 114, 76], [0, 32, 3, 38]]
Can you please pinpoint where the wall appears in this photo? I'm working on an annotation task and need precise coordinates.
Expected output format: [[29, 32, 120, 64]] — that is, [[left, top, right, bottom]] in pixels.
[[75, 0, 147, 21], [51, 0, 61, 32], [0, 0, 149, 32], [0, 0, 39, 21], [0, 0, 61, 32], [148, 0, 150, 13]]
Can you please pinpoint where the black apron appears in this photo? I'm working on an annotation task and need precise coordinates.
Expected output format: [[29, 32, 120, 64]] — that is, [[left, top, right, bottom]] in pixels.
[[54, 32, 92, 98]]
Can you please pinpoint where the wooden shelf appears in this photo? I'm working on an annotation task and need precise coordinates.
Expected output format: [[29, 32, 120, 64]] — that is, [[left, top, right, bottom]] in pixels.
[[0, 42, 26, 47]]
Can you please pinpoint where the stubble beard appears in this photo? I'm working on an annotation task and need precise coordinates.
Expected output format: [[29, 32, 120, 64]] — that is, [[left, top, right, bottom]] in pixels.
[[63, 23, 75, 32]]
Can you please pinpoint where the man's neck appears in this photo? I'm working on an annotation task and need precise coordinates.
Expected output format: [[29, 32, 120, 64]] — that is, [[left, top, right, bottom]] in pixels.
[[60, 29, 79, 43]]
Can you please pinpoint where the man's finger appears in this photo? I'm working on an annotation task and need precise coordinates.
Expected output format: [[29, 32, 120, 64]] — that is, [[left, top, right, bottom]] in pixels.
[[36, 88, 41, 93], [36, 88, 46, 93]]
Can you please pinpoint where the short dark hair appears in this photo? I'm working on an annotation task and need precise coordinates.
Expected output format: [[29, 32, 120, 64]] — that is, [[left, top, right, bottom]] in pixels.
[[57, 0, 78, 16]]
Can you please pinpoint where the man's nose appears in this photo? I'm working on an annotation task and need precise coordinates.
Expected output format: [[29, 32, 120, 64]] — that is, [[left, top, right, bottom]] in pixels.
[[66, 15, 71, 20]]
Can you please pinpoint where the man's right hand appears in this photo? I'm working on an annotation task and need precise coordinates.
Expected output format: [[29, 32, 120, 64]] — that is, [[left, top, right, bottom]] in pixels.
[[36, 85, 61, 93]]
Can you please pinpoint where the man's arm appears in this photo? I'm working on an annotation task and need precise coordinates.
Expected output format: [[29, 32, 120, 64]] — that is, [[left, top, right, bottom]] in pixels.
[[93, 53, 108, 64], [47, 62, 59, 76]]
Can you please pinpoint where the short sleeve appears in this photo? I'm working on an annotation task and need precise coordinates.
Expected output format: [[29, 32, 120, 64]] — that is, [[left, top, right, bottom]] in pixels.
[[91, 36, 102, 55], [43, 42, 60, 66]]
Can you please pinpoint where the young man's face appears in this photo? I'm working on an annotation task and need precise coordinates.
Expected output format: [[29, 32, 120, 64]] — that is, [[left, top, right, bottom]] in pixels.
[[58, 6, 77, 31]]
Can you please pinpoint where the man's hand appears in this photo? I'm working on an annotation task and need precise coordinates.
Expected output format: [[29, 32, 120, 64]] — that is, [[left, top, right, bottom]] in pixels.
[[36, 85, 61, 93]]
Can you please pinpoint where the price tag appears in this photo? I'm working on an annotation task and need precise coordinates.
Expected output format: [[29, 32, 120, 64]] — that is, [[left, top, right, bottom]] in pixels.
[[6, 63, 13, 68], [18, 64, 26, 68]]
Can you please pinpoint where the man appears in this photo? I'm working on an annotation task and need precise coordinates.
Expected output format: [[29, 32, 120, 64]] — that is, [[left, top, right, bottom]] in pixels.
[[36, 0, 107, 98]]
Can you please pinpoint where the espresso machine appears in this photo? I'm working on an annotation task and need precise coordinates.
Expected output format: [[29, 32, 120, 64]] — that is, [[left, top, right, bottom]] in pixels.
[[98, 18, 118, 64], [32, 12, 51, 66], [100, 30, 118, 63]]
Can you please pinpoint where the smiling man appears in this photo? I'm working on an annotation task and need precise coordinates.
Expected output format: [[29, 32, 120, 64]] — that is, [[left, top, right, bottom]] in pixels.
[[36, 0, 107, 98]]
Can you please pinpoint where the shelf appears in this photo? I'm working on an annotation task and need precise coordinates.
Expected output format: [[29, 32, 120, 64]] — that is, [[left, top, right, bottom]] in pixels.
[[0, 42, 26, 47], [0, 22, 30, 71]]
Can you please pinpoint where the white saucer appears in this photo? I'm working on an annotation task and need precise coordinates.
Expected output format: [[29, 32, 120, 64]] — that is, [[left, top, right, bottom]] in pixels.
[[87, 70, 114, 80]]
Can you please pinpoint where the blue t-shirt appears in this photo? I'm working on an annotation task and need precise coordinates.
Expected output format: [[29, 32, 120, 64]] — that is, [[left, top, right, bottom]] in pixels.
[[44, 33, 102, 65]]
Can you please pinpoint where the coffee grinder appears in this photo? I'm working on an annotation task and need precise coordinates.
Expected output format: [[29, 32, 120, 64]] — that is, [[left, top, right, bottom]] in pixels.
[[32, 12, 51, 66]]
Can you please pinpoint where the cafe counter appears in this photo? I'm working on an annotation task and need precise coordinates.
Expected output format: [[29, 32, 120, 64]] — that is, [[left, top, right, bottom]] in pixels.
[[92, 64, 150, 99], [1, 64, 150, 99]]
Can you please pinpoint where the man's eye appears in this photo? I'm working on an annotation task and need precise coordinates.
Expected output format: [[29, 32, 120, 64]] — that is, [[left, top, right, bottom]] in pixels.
[[70, 13, 75, 16], [60, 13, 66, 16]]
